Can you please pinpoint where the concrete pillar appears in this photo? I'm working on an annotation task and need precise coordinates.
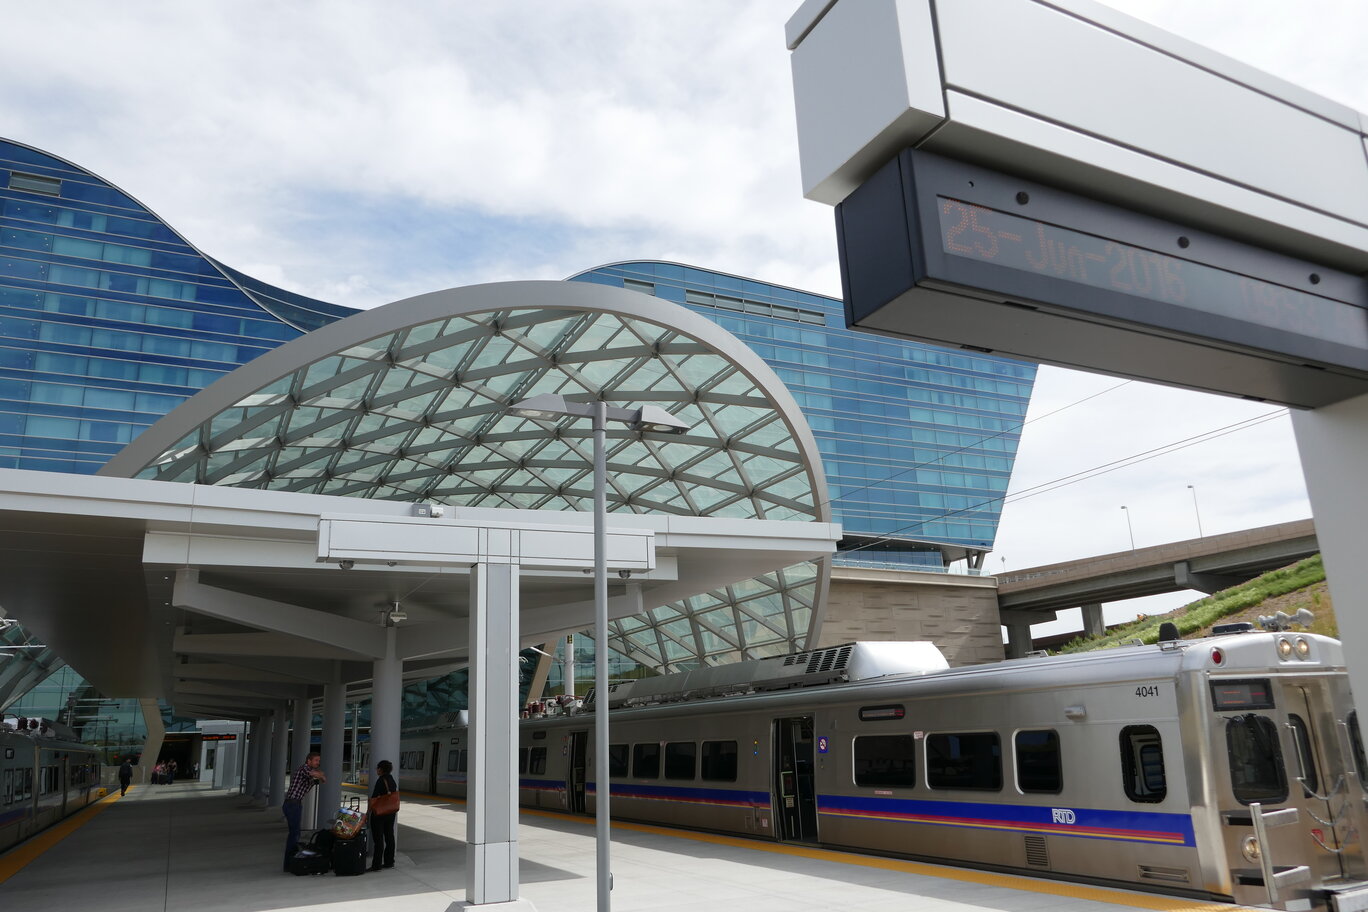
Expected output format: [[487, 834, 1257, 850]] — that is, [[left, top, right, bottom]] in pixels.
[[1291, 392, 1368, 725], [269, 704, 289, 806], [1004, 618, 1034, 659], [291, 695, 312, 769], [318, 664, 346, 828], [253, 715, 272, 801], [242, 716, 261, 797], [1082, 603, 1105, 638], [466, 560, 521, 906], [370, 625, 402, 785]]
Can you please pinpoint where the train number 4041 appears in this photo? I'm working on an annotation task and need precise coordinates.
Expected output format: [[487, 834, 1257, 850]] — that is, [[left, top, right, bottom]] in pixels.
[[1135, 685, 1160, 698]]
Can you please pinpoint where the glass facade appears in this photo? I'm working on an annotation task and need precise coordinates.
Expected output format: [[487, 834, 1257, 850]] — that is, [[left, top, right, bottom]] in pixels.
[[0, 139, 351, 474], [570, 262, 1037, 567]]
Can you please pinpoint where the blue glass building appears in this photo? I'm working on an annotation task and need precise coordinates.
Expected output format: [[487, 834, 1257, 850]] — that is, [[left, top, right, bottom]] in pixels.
[[571, 262, 1036, 569]]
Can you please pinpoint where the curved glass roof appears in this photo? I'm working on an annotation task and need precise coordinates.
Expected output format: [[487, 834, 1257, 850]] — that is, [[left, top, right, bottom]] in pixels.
[[105, 282, 830, 670]]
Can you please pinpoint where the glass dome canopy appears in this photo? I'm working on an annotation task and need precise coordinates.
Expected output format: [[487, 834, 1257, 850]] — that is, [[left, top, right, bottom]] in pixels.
[[102, 281, 832, 670]]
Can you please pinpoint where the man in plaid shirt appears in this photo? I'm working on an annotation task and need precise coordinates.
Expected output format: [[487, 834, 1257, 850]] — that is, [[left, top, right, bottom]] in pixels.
[[282, 751, 325, 871]]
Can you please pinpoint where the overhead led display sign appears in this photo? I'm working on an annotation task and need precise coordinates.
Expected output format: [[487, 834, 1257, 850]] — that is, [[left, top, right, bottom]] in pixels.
[[836, 150, 1368, 408]]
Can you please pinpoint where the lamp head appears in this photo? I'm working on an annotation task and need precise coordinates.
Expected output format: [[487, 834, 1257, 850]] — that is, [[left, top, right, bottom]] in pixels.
[[631, 405, 689, 434]]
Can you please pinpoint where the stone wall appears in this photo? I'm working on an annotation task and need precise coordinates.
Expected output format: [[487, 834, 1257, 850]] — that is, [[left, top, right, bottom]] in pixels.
[[817, 567, 1003, 666]]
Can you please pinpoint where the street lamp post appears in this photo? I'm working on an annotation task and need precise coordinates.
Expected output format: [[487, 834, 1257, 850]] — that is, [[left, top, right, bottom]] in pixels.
[[1187, 485, 1204, 539], [1120, 505, 1135, 551], [510, 393, 689, 912]]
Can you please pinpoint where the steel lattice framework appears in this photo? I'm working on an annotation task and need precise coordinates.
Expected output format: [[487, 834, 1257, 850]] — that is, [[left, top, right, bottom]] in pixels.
[[103, 282, 832, 671]]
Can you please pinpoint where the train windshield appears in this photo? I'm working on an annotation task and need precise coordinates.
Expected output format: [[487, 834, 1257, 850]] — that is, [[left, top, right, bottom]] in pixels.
[[1225, 714, 1288, 804]]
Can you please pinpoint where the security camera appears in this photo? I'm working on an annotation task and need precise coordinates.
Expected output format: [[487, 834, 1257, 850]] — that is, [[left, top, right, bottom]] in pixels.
[[388, 609, 408, 624], [617, 569, 631, 579], [338, 559, 355, 570]]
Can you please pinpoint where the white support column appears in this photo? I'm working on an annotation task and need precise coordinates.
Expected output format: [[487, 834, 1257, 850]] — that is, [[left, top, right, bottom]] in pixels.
[[466, 559, 523, 907], [292, 696, 312, 769], [269, 704, 289, 807], [370, 625, 402, 786], [1291, 393, 1368, 722], [318, 664, 346, 827]]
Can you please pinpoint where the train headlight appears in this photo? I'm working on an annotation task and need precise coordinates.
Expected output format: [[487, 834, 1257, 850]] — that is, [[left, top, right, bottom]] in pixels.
[[1242, 835, 1261, 862], [1295, 637, 1311, 659], [1276, 637, 1293, 659]]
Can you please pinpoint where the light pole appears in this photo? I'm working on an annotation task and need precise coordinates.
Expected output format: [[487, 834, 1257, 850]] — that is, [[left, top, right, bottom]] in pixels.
[[510, 393, 689, 912], [1187, 484, 1204, 539], [1120, 505, 1135, 551]]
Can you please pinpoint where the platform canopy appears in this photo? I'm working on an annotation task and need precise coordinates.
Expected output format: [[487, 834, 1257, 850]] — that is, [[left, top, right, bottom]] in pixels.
[[97, 280, 835, 677]]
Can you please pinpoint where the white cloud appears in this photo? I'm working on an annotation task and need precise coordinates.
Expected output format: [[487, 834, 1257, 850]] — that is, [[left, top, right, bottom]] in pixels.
[[2, 0, 1360, 637]]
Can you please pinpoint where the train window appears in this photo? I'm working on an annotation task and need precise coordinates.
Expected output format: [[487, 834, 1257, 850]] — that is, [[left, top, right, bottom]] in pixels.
[[1226, 715, 1288, 805], [448, 751, 461, 773], [518, 747, 529, 774], [701, 741, 738, 782], [1351, 713, 1368, 783], [664, 742, 696, 780], [926, 732, 1001, 790], [528, 747, 547, 775], [1287, 714, 1319, 797], [3, 769, 11, 804], [1120, 725, 1167, 803], [1015, 730, 1062, 794], [633, 743, 660, 779], [853, 735, 916, 788], [608, 744, 629, 778], [459, 750, 468, 773]]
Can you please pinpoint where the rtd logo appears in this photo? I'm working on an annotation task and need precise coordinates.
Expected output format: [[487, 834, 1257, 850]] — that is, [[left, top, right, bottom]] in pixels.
[[1051, 808, 1077, 824]]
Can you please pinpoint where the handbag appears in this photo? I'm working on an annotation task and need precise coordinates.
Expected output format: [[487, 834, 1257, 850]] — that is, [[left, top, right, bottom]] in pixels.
[[370, 788, 400, 816]]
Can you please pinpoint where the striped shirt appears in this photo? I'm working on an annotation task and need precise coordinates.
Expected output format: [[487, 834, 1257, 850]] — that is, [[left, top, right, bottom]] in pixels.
[[284, 763, 319, 802]]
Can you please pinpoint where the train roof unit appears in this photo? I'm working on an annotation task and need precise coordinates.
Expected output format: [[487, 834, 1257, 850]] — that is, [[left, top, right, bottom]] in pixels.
[[589, 641, 949, 710]]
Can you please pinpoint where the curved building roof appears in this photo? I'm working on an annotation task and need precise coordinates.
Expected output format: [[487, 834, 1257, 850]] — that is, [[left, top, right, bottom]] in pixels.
[[102, 280, 833, 670]]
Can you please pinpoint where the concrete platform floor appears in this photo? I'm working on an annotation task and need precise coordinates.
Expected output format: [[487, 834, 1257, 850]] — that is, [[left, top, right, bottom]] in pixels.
[[0, 781, 1249, 912]]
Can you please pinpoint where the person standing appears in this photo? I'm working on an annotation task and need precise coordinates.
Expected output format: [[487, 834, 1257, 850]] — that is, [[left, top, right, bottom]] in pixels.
[[281, 751, 325, 871], [368, 760, 399, 871], [118, 758, 133, 796]]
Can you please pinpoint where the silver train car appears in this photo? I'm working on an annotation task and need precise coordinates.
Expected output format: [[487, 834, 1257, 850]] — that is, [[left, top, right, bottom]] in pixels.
[[398, 631, 1368, 910], [1, 717, 102, 853]]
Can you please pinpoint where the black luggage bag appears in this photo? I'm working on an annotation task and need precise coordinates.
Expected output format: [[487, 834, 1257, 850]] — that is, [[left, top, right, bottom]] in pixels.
[[331, 827, 369, 876], [289, 830, 334, 876]]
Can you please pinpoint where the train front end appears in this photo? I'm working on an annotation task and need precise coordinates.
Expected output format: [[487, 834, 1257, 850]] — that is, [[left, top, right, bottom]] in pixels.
[[1187, 631, 1368, 910]]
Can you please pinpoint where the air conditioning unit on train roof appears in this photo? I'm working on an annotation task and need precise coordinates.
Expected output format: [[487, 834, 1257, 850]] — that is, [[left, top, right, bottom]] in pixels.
[[593, 642, 948, 710]]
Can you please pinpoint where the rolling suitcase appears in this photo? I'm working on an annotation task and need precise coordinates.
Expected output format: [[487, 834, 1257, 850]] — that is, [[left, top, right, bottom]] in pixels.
[[331, 827, 369, 876]]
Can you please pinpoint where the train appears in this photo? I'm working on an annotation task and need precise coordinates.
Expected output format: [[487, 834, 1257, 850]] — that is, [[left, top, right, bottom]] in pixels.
[[0, 716, 103, 853], [394, 629, 1368, 910]]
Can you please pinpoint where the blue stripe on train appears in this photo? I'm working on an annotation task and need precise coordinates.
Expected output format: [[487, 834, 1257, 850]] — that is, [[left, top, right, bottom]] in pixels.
[[818, 794, 1196, 846]]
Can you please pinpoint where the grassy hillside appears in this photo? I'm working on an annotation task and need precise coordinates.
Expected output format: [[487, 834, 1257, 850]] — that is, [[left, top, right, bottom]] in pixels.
[[1054, 555, 1335, 654]]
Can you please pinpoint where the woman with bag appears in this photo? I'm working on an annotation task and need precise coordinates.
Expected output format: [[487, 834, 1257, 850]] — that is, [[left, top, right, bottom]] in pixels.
[[368, 760, 399, 871]]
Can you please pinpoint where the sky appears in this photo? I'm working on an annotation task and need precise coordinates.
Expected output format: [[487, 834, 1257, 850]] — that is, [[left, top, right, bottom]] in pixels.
[[2, 1, 1364, 637]]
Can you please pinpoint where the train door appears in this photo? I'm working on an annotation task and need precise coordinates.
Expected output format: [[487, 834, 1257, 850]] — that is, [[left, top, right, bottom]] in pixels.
[[568, 731, 588, 813], [1283, 683, 1367, 882], [428, 741, 440, 794], [772, 717, 818, 843], [1216, 677, 1359, 907]]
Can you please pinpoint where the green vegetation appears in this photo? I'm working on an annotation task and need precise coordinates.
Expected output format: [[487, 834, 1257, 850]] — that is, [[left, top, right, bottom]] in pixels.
[[1054, 555, 1329, 654]]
